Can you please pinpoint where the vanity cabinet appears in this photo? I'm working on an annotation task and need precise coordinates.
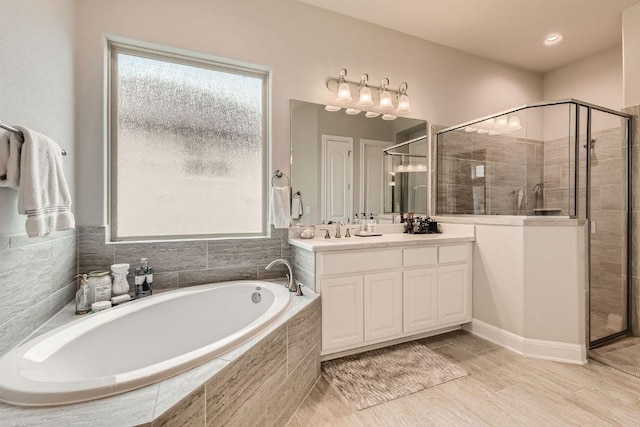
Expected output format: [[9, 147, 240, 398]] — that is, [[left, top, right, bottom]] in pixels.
[[318, 243, 472, 357]]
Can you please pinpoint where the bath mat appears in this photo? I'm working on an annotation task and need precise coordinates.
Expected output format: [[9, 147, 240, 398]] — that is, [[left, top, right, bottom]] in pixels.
[[321, 341, 468, 410]]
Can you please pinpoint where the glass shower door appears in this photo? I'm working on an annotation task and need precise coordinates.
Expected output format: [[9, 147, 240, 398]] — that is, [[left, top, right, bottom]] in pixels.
[[588, 109, 630, 346]]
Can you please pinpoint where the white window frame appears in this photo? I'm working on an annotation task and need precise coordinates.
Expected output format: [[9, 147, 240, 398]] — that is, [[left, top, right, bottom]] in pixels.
[[107, 38, 271, 242]]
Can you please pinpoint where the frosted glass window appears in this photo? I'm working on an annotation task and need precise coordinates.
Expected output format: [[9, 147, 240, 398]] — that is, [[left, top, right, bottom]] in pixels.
[[109, 43, 268, 240]]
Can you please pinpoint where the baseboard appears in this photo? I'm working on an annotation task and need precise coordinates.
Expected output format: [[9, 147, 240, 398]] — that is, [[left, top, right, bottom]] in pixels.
[[463, 319, 587, 365]]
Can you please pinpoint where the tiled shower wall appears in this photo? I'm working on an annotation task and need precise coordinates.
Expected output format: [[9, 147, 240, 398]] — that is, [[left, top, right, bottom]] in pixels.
[[435, 129, 544, 215], [0, 230, 77, 357], [78, 226, 292, 290]]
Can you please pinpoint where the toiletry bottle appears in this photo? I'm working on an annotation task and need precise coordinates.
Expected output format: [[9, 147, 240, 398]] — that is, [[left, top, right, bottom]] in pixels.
[[360, 212, 368, 232], [135, 258, 153, 298], [75, 274, 93, 315], [368, 213, 376, 233]]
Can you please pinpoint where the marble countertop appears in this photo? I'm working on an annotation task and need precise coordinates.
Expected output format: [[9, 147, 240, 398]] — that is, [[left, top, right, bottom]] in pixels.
[[0, 281, 319, 427], [289, 224, 475, 252]]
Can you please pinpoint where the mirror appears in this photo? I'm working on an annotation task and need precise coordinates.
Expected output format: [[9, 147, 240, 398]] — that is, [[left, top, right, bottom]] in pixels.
[[290, 100, 428, 225]]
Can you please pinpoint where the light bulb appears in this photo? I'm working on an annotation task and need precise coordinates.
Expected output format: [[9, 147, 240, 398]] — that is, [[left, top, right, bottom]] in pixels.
[[337, 82, 352, 103], [396, 93, 411, 113], [379, 90, 393, 110], [358, 86, 374, 107]]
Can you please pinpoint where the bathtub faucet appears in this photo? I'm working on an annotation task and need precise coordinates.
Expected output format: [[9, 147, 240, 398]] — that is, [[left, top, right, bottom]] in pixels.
[[265, 259, 296, 293]]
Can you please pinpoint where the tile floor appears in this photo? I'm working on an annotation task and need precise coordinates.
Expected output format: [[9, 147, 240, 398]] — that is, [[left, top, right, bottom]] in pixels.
[[290, 330, 640, 426], [591, 336, 640, 379]]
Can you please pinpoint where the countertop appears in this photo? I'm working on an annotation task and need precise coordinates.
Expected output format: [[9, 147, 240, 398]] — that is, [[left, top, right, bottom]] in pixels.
[[289, 223, 475, 252]]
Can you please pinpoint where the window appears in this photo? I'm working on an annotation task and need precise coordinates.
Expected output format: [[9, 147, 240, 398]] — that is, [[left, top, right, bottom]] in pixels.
[[108, 40, 269, 241]]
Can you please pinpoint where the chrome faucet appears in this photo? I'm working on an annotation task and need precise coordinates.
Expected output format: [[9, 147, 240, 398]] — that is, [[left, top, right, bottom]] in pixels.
[[335, 221, 345, 238], [265, 259, 296, 292]]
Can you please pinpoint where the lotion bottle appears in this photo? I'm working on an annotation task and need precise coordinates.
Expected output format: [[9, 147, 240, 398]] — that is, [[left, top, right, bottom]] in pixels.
[[75, 274, 93, 315]]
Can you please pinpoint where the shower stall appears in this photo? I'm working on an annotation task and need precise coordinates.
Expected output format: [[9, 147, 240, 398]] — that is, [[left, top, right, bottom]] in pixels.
[[435, 99, 631, 349]]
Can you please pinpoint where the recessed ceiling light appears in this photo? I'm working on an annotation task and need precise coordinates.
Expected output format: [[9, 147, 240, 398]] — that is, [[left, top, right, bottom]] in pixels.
[[544, 33, 563, 46]]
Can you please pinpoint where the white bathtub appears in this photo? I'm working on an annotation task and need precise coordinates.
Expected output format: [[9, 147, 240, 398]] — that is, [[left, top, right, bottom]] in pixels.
[[0, 280, 291, 406]]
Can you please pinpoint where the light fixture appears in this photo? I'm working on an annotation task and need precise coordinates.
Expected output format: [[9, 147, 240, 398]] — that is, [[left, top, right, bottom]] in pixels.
[[326, 69, 414, 113], [325, 105, 341, 112], [357, 73, 374, 107], [543, 33, 563, 46], [382, 114, 397, 121], [379, 77, 393, 110], [466, 114, 522, 135], [365, 111, 380, 118], [336, 68, 352, 103], [396, 82, 411, 113], [345, 108, 361, 115]]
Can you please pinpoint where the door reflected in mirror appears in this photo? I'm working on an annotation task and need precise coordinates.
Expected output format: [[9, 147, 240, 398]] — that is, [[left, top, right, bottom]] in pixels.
[[290, 100, 428, 225]]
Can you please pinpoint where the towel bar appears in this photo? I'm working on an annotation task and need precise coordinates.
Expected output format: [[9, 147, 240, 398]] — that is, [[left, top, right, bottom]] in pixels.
[[0, 121, 67, 156]]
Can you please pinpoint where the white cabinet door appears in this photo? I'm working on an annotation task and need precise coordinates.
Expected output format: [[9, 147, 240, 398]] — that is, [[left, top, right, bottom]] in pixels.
[[322, 276, 364, 352], [438, 263, 470, 324], [364, 271, 403, 342], [403, 267, 438, 333]]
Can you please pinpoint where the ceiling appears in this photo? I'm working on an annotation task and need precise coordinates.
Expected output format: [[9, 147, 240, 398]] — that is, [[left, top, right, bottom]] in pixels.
[[299, 0, 640, 73]]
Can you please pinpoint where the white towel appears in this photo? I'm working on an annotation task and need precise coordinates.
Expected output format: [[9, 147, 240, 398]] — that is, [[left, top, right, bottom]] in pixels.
[[15, 126, 75, 237], [291, 193, 303, 219], [0, 130, 22, 188], [269, 186, 291, 229]]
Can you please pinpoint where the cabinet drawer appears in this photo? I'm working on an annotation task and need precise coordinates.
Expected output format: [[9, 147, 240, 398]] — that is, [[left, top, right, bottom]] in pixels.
[[403, 247, 438, 268], [319, 249, 402, 276], [438, 244, 468, 264]]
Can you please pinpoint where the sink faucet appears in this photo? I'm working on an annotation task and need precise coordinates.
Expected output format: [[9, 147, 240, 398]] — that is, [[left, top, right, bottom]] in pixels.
[[265, 259, 296, 293], [335, 221, 345, 238]]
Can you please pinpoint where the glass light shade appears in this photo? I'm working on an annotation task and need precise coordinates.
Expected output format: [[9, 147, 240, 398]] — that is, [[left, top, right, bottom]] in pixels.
[[379, 90, 393, 110], [365, 111, 380, 118], [508, 116, 521, 129], [382, 114, 397, 121], [396, 93, 411, 113], [325, 105, 341, 112], [345, 108, 361, 115], [496, 116, 508, 128], [358, 86, 374, 107], [336, 82, 352, 103]]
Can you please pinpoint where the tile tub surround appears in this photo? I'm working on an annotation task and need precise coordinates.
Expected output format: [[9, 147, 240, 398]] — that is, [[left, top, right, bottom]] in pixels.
[[78, 225, 293, 290], [0, 229, 77, 358], [0, 290, 321, 426]]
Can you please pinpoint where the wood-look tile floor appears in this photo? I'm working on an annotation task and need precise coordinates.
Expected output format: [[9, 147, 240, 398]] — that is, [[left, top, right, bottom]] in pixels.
[[289, 330, 640, 426], [591, 336, 640, 379]]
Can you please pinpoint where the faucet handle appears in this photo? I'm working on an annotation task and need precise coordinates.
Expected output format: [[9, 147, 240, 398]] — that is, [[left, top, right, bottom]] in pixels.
[[345, 227, 355, 238], [295, 282, 304, 296], [319, 228, 330, 239]]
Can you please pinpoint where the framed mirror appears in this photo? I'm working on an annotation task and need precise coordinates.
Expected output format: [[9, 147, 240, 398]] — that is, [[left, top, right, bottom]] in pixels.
[[290, 100, 428, 225]]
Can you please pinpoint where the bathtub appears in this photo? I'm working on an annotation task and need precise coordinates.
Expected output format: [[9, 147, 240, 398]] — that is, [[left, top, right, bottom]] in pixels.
[[0, 280, 291, 407]]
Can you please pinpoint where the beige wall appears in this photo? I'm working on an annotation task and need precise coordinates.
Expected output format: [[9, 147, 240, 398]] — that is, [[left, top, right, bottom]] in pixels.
[[0, 0, 75, 236], [623, 2, 640, 107], [73, 0, 543, 226]]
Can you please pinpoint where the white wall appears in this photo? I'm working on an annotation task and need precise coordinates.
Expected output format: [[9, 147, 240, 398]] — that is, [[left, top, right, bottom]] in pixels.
[[623, 2, 640, 107], [74, 0, 542, 226], [0, 0, 75, 236], [544, 46, 623, 110]]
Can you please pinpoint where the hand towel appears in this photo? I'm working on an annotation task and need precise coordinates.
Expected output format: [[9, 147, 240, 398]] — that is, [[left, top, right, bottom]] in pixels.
[[291, 193, 303, 219], [270, 186, 291, 229], [0, 130, 22, 188], [15, 126, 75, 237]]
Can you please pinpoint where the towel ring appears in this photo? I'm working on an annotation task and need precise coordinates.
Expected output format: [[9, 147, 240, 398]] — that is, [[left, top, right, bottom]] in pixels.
[[271, 170, 290, 186]]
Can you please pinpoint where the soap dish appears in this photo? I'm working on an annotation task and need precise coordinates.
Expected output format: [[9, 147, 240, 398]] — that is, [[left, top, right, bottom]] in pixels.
[[355, 232, 382, 237]]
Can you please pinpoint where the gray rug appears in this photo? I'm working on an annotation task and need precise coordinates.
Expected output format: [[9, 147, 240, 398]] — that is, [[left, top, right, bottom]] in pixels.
[[322, 341, 468, 410]]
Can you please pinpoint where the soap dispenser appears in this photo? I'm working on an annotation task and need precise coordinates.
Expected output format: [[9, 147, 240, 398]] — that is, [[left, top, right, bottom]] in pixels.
[[368, 213, 376, 233], [75, 274, 93, 315]]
